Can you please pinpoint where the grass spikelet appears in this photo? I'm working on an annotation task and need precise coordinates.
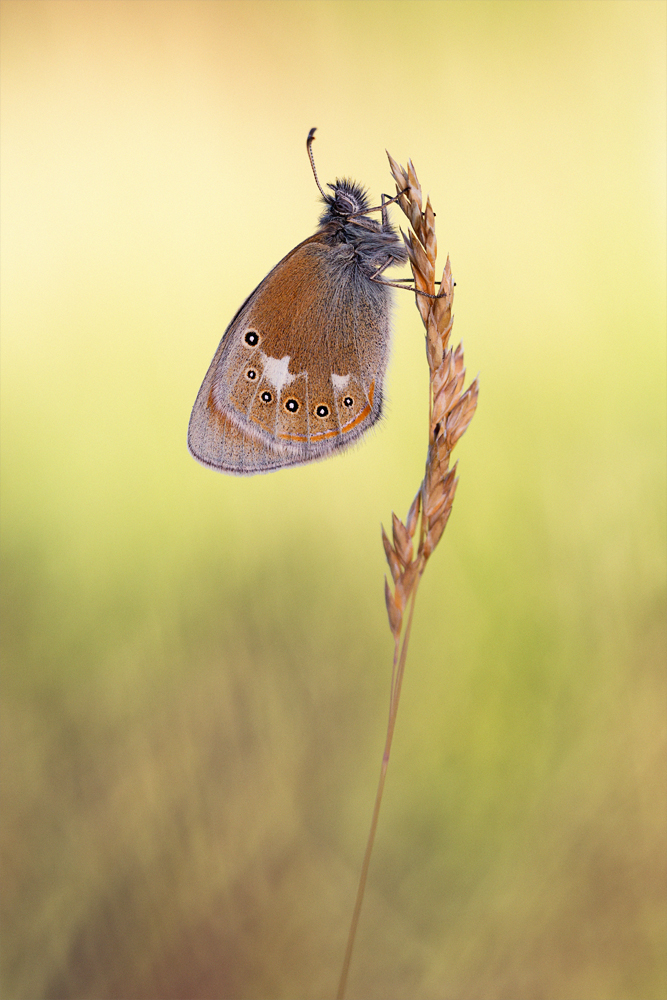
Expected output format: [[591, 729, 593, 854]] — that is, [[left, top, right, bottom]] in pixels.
[[337, 156, 479, 999]]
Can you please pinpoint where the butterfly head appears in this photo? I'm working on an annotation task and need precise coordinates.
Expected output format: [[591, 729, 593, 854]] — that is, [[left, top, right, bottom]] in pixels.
[[317, 178, 370, 225], [316, 178, 407, 274]]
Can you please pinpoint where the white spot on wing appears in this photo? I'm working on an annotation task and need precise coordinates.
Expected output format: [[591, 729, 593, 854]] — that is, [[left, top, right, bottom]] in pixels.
[[261, 353, 294, 392], [331, 373, 351, 391]]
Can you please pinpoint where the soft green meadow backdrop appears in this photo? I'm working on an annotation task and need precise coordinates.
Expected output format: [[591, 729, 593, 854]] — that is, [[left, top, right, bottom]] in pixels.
[[1, 2, 665, 998]]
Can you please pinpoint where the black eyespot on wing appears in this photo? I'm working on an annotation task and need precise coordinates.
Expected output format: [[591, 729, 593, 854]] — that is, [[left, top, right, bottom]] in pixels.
[[244, 330, 260, 347], [246, 369, 257, 381], [261, 390, 273, 403], [343, 396, 354, 408], [285, 399, 299, 413], [315, 404, 329, 418]]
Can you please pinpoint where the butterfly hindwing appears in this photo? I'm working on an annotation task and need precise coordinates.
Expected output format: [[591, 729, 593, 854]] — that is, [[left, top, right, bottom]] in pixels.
[[188, 237, 391, 473]]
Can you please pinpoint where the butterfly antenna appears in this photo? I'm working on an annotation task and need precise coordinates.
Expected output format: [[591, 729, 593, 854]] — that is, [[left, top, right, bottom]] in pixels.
[[307, 127, 328, 200]]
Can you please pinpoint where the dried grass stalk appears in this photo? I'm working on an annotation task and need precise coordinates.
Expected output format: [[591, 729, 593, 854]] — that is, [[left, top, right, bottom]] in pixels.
[[337, 155, 479, 999]]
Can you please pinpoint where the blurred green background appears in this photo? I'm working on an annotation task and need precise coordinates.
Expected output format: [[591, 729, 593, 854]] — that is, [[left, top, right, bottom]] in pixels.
[[1, 2, 665, 998]]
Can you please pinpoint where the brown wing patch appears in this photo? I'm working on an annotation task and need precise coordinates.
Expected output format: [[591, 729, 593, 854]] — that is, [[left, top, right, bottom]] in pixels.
[[247, 377, 278, 435], [228, 350, 263, 413]]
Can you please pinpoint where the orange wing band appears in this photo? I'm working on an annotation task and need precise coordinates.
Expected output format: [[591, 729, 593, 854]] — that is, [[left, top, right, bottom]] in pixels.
[[278, 381, 375, 443]]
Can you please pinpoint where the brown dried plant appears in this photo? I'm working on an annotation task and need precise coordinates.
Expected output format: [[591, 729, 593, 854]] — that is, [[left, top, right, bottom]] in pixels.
[[337, 157, 479, 999]]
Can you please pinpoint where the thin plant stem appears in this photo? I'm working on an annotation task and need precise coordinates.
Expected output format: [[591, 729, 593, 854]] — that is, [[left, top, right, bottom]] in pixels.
[[336, 152, 478, 998], [336, 586, 420, 1000]]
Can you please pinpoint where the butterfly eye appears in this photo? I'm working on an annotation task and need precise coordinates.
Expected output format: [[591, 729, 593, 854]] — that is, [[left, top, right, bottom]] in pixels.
[[343, 396, 354, 408], [246, 369, 257, 381], [315, 404, 329, 418], [260, 390, 273, 403], [244, 330, 260, 347], [285, 399, 299, 413]]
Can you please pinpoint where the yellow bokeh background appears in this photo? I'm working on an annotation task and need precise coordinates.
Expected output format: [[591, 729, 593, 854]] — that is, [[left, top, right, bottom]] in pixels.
[[1, 2, 665, 998]]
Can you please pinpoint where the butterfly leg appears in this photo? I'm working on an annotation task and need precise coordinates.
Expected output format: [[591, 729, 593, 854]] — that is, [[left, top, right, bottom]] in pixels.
[[370, 266, 443, 298], [347, 188, 409, 222]]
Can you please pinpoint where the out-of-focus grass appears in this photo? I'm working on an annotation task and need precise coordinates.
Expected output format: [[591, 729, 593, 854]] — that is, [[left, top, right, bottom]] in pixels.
[[2, 1, 665, 998]]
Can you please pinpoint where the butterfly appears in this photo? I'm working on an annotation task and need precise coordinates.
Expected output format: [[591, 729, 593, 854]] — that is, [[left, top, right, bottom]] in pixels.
[[188, 128, 408, 474]]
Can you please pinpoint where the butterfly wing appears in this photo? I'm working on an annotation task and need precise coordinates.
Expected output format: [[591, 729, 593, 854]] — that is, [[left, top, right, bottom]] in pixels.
[[188, 235, 392, 474]]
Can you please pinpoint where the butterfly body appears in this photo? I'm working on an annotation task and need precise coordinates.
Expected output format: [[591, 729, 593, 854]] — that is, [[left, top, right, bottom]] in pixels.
[[188, 168, 407, 474]]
